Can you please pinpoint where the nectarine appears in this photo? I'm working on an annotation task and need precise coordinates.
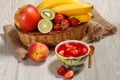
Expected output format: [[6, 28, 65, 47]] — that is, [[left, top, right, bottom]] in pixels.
[[28, 42, 49, 62]]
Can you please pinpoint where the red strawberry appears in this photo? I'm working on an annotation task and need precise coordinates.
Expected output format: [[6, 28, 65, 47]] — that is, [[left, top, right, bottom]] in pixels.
[[58, 50, 65, 56], [64, 51, 73, 57], [69, 49, 79, 57], [61, 19, 70, 30], [64, 70, 74, 79], [69, 18, 79, 26], [54, 23, 61, 31], [81, 47, 88, 55], [57, 65, 67, 76], [54, 13, 65, 23]]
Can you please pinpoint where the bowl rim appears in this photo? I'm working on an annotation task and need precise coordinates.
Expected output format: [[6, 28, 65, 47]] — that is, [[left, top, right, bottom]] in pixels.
[[55, 40, 90, 59]]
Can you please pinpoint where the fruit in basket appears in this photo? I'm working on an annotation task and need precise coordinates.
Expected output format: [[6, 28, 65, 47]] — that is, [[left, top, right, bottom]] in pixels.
[[52, 3, 93, 16], [40, 8, 55, 20], [61, 19, 70, 30], [54, 13, 65, 23], [15, 0, 93, 47], [28, 42, 49, 62], [69, 12, 93, 22], [54, 23, 61, 31], [14, 4, 41, 31], [37, 0, 80, 10], [37, 19, 53, 33], [36, 0, 93, 24], [69, 18, 79, 26]]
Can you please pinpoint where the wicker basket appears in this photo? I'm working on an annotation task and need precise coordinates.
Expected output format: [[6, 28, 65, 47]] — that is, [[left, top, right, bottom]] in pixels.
[[16, 23, 87, 47]]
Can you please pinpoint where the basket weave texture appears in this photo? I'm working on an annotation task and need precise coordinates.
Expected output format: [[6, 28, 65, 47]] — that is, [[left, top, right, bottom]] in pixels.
[[16, 23, 87, 47]]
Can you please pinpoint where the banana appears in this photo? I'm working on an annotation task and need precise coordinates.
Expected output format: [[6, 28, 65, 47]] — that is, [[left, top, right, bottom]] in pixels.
[[37, 0, 80, 11], [52, 3, 93, 16], [69, 12, 93, 22]]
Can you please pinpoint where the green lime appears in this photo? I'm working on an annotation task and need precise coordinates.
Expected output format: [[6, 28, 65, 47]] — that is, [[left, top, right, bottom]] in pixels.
[[38, 19, 53, 34], [40, 8, 55, 20]]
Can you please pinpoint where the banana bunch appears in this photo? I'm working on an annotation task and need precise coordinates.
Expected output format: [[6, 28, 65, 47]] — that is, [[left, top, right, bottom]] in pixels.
[[37, 0, 93, 22], [69, 12, 93, 22], [37, 0, 80, 11]]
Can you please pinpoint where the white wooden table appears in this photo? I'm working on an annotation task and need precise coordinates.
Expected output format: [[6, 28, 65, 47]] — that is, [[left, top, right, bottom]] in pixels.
[[0, 29, 120, 80], [0, 0, 120, 80]]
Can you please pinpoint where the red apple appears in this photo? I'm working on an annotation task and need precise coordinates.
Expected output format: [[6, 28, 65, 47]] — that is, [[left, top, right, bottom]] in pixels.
[[28, 42, 49, 62], [14, 4, 41, 31]]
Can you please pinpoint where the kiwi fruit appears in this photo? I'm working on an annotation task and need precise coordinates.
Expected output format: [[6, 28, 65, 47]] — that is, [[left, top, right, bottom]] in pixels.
[[40, 8, 55, 20]]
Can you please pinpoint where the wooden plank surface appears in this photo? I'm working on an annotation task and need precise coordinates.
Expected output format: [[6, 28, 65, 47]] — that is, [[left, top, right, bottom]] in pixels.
[[0, 0, 120, 80]]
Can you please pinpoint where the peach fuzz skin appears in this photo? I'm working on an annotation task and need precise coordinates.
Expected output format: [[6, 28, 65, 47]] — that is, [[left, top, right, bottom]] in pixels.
[[28, 42, 49, 62]]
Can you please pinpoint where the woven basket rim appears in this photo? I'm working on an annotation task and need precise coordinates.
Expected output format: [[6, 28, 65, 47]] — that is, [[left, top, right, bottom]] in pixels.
[[16, 23, 87, 47]]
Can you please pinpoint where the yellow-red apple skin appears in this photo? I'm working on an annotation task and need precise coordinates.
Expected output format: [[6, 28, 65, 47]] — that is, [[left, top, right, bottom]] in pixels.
[[14, 4, 41, 31], [28, 42, 49, 62]]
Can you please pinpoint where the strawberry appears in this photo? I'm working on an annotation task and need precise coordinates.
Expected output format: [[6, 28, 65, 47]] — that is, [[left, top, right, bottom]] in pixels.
[[69, 49, 79, 57], [58, 50, 65, 56], [64, 51, 73, 57], [69, 18, 79, 26], [54, 23, 61, 31], [64, 70, 74, 79], [81, 47, 88, 55], [54, 13, 65, 23], [61, 19, 70, 30], [57, 65, 67, 76]]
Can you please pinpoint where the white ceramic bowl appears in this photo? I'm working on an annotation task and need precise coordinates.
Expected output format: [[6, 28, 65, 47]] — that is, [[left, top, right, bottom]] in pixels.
[[55, 40, 90, 66]]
